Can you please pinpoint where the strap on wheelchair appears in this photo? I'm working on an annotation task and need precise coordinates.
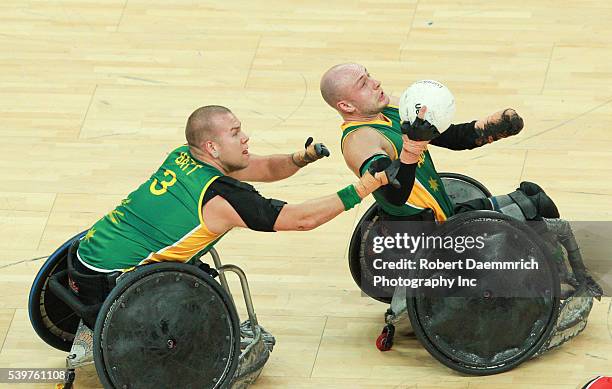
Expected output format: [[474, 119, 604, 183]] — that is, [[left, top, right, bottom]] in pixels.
[[67, 242, 120, 303], [62, 241, 121, 328], [196, 261, 219, 278]]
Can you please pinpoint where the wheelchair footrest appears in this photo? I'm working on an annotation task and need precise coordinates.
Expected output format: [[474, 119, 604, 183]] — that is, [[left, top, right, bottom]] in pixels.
[[232, 320, 275, 388], [66, 320, 94, 369], [239, 319, 275, 352]]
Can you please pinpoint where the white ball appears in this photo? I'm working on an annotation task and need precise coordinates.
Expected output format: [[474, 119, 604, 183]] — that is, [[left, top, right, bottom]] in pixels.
[[399, 80, 456, 132]]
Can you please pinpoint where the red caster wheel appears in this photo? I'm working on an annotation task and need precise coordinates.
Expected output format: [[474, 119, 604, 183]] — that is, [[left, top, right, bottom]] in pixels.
[[375, 324, 395, 351]]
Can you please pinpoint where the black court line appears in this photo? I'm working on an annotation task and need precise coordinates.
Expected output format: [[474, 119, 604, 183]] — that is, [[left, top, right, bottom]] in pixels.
[[0, 256, 49, 270]]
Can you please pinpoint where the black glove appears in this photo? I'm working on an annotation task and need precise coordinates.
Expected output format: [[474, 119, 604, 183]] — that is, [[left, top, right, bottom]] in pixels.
[[500, 108, 524, 136], [292, 137, 330, 167], [475, 108, 524, 146], [400, 116, 440, 141], [305, 136, 330, 158]]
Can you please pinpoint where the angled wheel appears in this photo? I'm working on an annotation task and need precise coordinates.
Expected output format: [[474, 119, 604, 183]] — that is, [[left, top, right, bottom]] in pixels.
[[347, 173, 491, 303], [438, 172, 491, 204], [93, 262, 240, 389], [28, 231, 86, 351], [406, 211, 560, 375], [348, 203, 390, 302]]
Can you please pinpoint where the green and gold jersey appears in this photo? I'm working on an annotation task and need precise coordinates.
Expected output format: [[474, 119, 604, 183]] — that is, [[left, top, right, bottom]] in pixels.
[[340, 105, 454, 221], [77, 145, 224, 271]]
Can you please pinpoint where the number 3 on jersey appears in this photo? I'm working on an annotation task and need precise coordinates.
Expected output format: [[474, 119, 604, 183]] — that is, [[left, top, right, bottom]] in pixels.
[[150, 169, 177, 195]]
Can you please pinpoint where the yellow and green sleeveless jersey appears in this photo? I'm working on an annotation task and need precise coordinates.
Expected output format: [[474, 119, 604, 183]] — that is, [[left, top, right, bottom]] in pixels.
[[77, 145, 224, 271], [340, 105, 454, 221]]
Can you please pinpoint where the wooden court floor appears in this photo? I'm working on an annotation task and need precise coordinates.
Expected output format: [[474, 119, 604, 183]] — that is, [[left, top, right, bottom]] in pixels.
[[0, 1, 610, 387]]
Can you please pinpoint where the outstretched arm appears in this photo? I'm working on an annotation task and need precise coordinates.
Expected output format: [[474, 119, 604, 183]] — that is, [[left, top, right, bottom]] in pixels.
[[430, 108, 524, 150], [228, 137, 330, 182], [202, 163, 399, 233], [390, 92, 524, 150], [228, 153, 300, 182]]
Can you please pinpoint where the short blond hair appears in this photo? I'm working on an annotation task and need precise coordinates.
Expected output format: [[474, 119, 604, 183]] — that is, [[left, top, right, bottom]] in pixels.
[[185, 105, 232, 148]]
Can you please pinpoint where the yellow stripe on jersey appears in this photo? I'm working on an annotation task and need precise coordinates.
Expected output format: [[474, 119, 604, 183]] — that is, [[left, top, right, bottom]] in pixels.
[[140, 221, 221, 265], [340, 127, 399, 160], [406, 179, 448, 222], [340, 114, 399, 159], [140, 175, 222, 265], [340, 114, 392, 132], [198, 175, 221, 225]]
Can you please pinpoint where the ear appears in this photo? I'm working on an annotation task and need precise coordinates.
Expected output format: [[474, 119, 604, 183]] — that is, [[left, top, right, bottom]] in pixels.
[[205, 141, 219, 158], [337, 100, 355, 114]]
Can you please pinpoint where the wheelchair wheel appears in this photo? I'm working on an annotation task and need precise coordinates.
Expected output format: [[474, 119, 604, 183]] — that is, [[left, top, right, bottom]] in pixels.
[[93, 262, 240, 389], [438, 172, 491, 204], [347, 173, 491, 303], [28, 231, 86, 351], [347, 203, 387, 302], [406, 211, 560, 375]]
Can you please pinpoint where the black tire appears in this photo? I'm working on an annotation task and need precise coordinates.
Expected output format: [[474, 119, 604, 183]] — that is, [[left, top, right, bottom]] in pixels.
[[347, 173, 491, 303], [93, 262, 241, 389], [28, 231, 86, 351], [438, 172, 492, 202], [406, 211, 560, 375]]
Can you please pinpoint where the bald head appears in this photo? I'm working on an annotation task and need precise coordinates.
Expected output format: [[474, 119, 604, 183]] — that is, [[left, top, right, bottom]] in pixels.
[[185, 105, 232, 148], [320, 63, 364, 110]]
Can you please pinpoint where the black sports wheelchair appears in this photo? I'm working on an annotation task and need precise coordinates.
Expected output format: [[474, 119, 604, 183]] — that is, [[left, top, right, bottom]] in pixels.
[[348, 172, 603, 375], [29, 237, 274, 388]]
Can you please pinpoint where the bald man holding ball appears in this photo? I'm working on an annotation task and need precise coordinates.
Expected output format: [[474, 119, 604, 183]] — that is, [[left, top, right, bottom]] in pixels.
[[319, 63, 532, 222]]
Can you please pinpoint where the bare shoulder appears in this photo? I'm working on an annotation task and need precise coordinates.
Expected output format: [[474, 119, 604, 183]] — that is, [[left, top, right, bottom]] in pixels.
[[342, 126, 389, 176], [343, 125, 384, 147], [201, 195, 245, 233]]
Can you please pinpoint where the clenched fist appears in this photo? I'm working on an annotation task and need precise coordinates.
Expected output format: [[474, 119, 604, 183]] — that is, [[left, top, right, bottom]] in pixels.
[[474, 108, 524, 145], [292, 137, 331, 167]]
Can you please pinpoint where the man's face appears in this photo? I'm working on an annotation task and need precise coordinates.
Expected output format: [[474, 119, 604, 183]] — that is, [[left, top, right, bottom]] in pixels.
[[211, 112, 250, 172], [342, 65, 389, 115]]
